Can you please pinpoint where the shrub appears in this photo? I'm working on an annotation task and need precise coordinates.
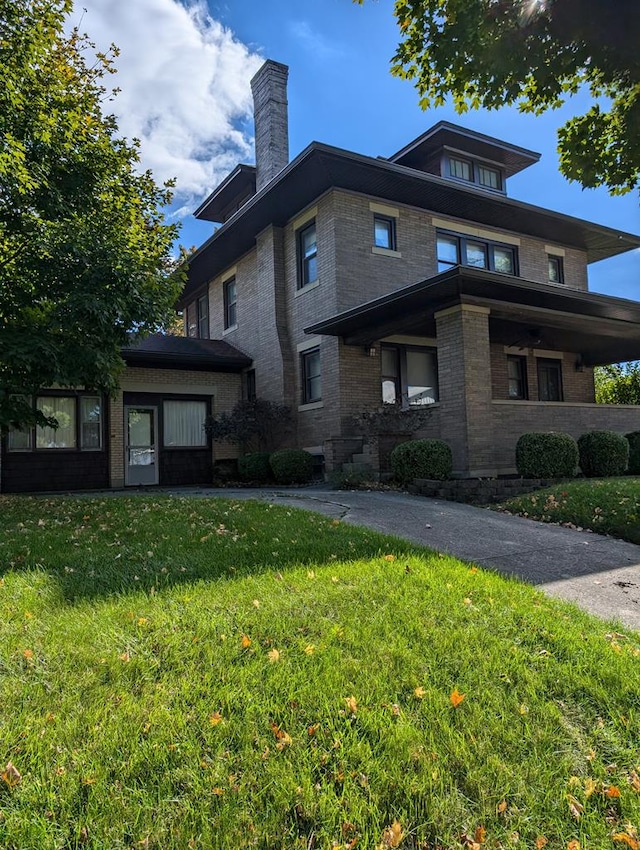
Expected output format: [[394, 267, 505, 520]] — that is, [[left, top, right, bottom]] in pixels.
[[391, 439, 452, 484], [515, 432, 578, 478], [204, 399, 292, 452], [626, 430, 640, 475], [237, 452, 272, 483], [578, 430, 629, 478], [269, 449, 315, 484]]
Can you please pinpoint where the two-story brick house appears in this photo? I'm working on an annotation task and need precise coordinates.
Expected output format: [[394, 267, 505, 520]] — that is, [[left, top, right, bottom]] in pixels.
[[3, 59, 640, 492]]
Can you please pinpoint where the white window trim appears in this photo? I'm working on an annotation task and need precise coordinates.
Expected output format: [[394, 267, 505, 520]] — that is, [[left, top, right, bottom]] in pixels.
[[222, 324, 238, 336], [297, 336, 322, 353], [371, 246, 402, 258], [292, 205, 318, 231], [431, 217, 520, 246]]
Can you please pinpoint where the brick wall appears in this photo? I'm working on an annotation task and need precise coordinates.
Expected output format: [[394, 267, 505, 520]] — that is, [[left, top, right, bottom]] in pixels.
[[490, 344, 595, 403]]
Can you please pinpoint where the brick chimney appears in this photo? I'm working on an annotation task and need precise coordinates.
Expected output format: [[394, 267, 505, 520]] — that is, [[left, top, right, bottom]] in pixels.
[[250, 60, 289, 192]]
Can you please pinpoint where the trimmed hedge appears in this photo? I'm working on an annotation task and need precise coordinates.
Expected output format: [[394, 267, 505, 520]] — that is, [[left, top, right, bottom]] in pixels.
[[626, 431, 640, 475], [391, 439, 452, 484], [515, 432, 578, 479], [238, 452, 273, 483], [269, 449, 314, 484], [578, 430, 629, 478]]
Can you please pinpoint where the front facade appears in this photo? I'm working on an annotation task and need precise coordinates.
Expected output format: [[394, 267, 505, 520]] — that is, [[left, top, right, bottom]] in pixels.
[[3, 60, 640, 492]]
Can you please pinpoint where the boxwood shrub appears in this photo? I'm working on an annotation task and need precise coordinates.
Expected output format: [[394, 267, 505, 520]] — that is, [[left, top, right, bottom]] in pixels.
[[237, 452, 272, 483], [626, 430, 640, 475], [578, 430, 629, 478], [269, 448, 314, 484], [391, 439, 452, 484], [515, 432, 578, 479]]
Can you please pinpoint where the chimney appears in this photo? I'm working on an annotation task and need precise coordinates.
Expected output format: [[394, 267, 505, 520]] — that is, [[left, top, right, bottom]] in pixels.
[[250, 60, 289, 192]]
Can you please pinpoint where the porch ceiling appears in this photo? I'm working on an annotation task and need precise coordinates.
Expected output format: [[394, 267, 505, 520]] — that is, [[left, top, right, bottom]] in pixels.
[[305, 268, 640, 366]]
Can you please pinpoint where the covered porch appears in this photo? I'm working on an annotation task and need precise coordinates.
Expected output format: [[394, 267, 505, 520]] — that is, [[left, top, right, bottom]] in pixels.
[[308, 268, 640, 477]]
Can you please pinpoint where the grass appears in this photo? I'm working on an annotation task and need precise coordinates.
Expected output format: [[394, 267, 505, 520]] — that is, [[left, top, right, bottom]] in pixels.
[[0, 495, 639, 850], [497, 478, 640, 545]]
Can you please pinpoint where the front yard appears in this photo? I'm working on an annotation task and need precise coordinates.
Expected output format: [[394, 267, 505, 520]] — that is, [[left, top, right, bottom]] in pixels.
[[1, 495, 639, 849]]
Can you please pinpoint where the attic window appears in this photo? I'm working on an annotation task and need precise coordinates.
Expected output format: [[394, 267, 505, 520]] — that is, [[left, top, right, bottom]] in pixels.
[[446, 154, 504, 192], [477, 164, 501, 190]]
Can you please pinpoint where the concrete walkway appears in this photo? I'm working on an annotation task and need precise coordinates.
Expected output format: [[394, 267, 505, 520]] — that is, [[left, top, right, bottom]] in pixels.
[[163, 486, 640, 630]]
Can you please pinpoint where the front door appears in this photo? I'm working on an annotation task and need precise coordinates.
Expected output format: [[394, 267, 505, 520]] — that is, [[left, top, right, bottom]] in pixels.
[[125, 406, 158, 486]]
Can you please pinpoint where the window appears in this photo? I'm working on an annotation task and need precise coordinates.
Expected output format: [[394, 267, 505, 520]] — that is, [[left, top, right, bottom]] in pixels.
[[244, 369, 256, 402], [298, 222, 318, 289], [507, 356, 528, 400], [381, 345, 439, 406], [374, 215, 396, 250], [163, 400, 207, 447], [548, 255, 564, 284], [37, 397, 76, 448], [7, 427, 31, 451], [80, 397, 102, 449], [197, 294, 209, 338], [449, 157, 472, 182], [223, 277, 237, 330], [537, 359, 563, 402], [477, 165, 502, 190], [301, 347, 321, 404], [437, 231, 517, 276], [7, 395, 104, 451], [186, 302, 197, 337]]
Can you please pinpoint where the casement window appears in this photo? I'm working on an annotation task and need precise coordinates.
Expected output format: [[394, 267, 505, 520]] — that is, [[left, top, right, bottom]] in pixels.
[[297, 221, 318, 289], [447, 155, 504, 191], [537, 359, 563, 402], [449, 156, 472, 182], [163, 400, 207, 447], [197, 294, 209, 338], [381, 345, 439, 406], [477, 164, 502, 190], [507, 356, 528, 400], [186, 302, 198, 337], [301, 347, 321, 404], [243, 369, 256, 402], [223, 277, 237, 330], [8, 395, 103, 451], [437, 231, 517, 276], [374, 215, 397, 251], [548, 255, 564, 284]]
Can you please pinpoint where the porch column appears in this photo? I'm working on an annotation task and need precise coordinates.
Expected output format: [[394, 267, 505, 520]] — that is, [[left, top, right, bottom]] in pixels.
[[109, 390, 125, 489], [435, 304, 496, 477]]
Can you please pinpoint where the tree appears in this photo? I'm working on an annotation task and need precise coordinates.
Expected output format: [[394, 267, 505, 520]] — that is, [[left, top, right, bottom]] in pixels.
[[0, 0, 184, 433], [378, 0, 640, 194], [595, 362, 640, 404]]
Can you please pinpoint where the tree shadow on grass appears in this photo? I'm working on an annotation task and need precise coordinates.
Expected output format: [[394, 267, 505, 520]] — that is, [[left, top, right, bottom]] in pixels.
[[0, 494, 420, 603]]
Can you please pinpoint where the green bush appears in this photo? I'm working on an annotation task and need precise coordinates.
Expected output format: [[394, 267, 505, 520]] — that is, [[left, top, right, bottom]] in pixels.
[[515, 432, 578, 478], [578, 430, 629, 478], [626, 430, 640, 475], [237, 452, 272, 483], [391, 439, 452, 484], [269, 449, 315, 484]]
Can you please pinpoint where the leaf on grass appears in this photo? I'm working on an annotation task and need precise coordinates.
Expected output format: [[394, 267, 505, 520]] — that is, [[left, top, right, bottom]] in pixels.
[[252, 599, 260, 608], [474, 826, 486, 844], [606, 785, 621, 798], [209, 712, 223, 726], [1, 762, 21, 789], [120, 652, 130, 662], [629, 770, 640, 792], [267, 648, 280, 663], [241, 634, 252, 649], [304, 644, 315, 655], [211, 787, 225, 796], [584, 777, 598, 797], [450, 689, 466, 708], [384, 554, 396, 562], [567, 842, 581, 850], [270, 722, 292, 749], [345, 695, 358, 714], [567, 795, 583, 819], [613, 834, 640, 849], [497, 800, 508, 814], [519, 704, 529, 715], [22, 649, 34, 659], [307, 724, 319, 737], [535, 838, 548, 849], [379, 819, 403, 848], [414, 686, 426, 699]]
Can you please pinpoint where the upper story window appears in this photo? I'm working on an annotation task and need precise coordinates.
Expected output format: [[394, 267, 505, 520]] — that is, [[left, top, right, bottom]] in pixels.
[[548, 255, 564, 284], [437, 230, 517, 276], [447, 154, 504, 192], [298, 221, 318, 289], [223, 277, 237, 330], [197, 294, 209, 338], [374, 215, 397, 251]]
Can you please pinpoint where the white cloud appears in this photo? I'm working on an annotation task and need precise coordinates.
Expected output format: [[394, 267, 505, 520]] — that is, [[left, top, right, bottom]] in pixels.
[[77, 0, 262, 205], [288, 20, 342, 60]]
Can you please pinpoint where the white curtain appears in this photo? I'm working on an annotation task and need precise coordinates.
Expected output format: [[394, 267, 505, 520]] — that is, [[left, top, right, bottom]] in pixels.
[[36, 397, 76, 448], [163, 401, 206, 447]]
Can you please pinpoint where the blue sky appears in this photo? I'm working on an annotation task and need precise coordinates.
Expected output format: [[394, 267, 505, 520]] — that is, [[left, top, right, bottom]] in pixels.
[[83, 0, 639, 299]]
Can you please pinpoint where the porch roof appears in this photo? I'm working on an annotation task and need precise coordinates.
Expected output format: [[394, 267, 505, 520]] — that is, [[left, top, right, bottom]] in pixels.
[[305, 268, 640, 366], [122, 334, 252, 372]]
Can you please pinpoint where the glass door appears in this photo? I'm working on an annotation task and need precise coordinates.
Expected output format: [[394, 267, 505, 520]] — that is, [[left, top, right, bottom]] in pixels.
[[125, 406, 158, 486]]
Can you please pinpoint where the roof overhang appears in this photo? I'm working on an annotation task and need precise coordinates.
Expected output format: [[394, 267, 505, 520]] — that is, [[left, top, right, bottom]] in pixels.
[[194, 164, 257, 223], [122, 335, 252, 373], [181, 144, 640, 307], [305, 267, 640, 366]]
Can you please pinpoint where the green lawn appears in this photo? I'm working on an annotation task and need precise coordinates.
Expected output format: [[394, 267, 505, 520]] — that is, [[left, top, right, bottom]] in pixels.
[[498, 478, 640, 545], [1, 495, 639, 850]]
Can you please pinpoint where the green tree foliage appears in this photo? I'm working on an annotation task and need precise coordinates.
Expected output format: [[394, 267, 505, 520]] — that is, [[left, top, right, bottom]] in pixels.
[[204, 399, 293, 453], [595, 362, 640, 404], [0, 0, 184, 432], [377, 0, 640, 194]]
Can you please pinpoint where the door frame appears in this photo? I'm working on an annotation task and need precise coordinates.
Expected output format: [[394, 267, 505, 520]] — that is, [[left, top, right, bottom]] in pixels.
[[124, 405, 159, 486]]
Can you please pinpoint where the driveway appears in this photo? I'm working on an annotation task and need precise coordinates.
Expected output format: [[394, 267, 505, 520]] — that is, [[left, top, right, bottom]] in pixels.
[[164, 486, 640, 630]]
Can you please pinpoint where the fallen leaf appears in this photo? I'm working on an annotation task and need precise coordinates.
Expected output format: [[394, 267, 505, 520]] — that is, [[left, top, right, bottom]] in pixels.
[[1, 762, 21, 789], [119, 652, 130, 662], [584, 777, 598, 797], [267, 648, 280, 663], [469, 566, 478, 574], [307, 724, 319, 737], [22, 649, 34, 659], [613, 835, 640, 849], [414, 686, 426, 699], [535, 838, 548, 849], [519, 704, 529, 715], [211, 787, 225, 796], [241, 634, 251, 649], [567, 841, 581, 850], [209, 712, 223, 726], [304, 644, 315, 655], [384, 554, 396, 562], [379, 819, 403, 848], [270, 722, 292, 749], [474, 825, 486, 845], [629, 770, 640, 792], [450, 688, 466, 708], [344, 695, 358, 714], [252, 599, 260, 608], [497, 800, 508, 814], [606, 785, 622, 798], [567, 794, 583, 819]]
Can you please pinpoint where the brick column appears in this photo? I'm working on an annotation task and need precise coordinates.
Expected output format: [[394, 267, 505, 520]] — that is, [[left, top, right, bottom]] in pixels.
[[109, 390, 125, 488], [435, 304, 495, 477]]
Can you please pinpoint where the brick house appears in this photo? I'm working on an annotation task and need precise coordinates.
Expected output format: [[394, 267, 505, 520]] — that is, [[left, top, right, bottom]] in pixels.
[[3, 59, 640, 492]]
